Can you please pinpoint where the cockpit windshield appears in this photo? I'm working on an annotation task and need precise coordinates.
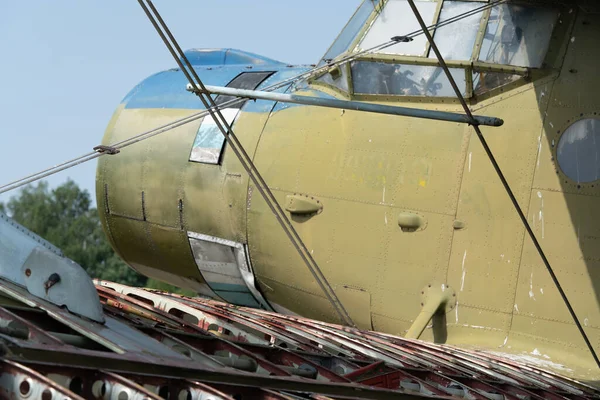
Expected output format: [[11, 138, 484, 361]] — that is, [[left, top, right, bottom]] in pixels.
[[356, 0, 438, 56], [316, 0, 560, 98]]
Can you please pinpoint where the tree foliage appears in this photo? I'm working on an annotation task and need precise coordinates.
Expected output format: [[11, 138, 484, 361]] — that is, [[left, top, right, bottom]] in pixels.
[[0, 180, 193, 295]]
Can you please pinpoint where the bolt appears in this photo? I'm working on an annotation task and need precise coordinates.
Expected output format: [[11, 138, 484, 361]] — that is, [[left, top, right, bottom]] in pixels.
[[25, 269, 31, 277]]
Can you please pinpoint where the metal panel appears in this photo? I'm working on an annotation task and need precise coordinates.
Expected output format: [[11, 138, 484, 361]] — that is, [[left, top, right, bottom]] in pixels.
[[0, 215, 104, 323], [0, 277, 598, 397], [188, 232, 271, 309]]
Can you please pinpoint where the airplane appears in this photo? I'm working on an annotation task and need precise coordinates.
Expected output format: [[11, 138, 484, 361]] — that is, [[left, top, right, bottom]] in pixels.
[[95, 0, 600, 382], [1, 0, 600, 397]]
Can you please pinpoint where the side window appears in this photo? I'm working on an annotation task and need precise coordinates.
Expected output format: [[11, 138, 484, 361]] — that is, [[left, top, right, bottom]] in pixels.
[[351, 61, 466, 97], [189, 71, 273, 164], [315, 64, 350, 93], [479, 4, 558, 68], [472, 70, 522, 96], [356, 0, 438, 56], [557, 119, 600, 184]]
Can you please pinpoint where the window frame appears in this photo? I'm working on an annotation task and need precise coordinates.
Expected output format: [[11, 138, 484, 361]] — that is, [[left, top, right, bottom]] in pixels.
[[311, 0, 568, 101], [188, 71, 274, 165]]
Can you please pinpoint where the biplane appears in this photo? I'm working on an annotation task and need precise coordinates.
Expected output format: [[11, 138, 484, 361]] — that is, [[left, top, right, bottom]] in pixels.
[[1, 0, 600, 398]]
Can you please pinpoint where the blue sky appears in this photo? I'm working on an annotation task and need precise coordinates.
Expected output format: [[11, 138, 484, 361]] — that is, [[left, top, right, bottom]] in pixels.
[[0, 1, 361, 206]]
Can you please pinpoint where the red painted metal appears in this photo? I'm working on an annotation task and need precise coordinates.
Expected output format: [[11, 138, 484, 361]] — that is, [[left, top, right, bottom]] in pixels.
[[0, 280, 598, 399]]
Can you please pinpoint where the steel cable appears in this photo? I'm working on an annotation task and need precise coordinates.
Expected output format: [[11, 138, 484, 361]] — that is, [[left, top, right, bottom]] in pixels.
[[139, 0, 357, 326], [0, 0, 505, 195]]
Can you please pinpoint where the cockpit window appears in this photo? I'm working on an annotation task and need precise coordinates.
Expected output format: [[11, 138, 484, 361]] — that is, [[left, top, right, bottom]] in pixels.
[[321, 1, 375, 64], [479, 4, 559, 68], [315, 0, 561, 100], [316, 64, 350, 93], [429, 1, 482, 60], [356, 0, 438, 56], [352, 61, 466, 97], [189, 71, 273, 165]]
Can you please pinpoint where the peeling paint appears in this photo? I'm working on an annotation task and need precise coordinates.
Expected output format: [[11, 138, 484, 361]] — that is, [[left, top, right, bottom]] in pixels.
[[468, 152, 472, 172], [455, 301, 459, 323], [514, 304, 519, 313], [486, 351, 574, 374], [462, 324, 487, 329], [529, 272, 536, 301]]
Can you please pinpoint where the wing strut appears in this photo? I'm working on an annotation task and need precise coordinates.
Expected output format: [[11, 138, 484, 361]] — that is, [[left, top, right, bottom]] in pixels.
[[187, 84, 504, 127], [405, 0, 600, 369], [136, 0, 357, 327]]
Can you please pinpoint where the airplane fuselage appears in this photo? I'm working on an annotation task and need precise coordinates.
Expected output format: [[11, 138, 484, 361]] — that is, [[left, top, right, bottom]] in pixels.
[[97, 0, 600, 380]]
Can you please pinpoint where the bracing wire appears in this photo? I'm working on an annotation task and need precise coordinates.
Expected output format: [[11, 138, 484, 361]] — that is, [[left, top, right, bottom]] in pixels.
[[0, 0, 506, 196], [137, 0, 357, 326]]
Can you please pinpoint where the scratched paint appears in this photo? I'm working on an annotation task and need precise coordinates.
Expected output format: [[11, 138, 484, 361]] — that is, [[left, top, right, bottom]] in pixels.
[[468, 152, 472, 172], [460, 251, 467, 291], [455, 301, 459, 323]]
